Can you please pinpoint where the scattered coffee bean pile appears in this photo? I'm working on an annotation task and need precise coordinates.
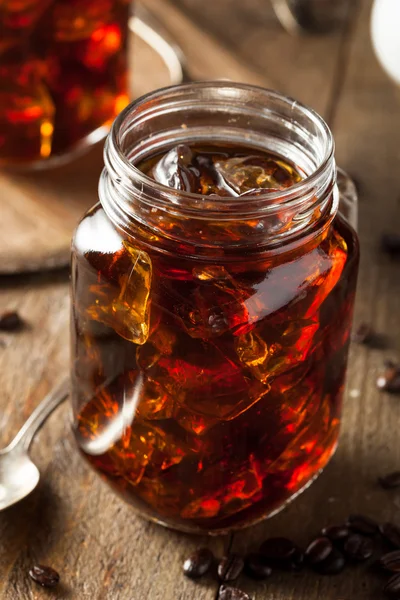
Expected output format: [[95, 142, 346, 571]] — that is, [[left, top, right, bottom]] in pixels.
[[183, 512, 400, 599]]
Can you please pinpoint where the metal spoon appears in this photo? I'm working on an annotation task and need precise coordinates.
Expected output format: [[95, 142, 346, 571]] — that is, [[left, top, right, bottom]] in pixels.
[[0, 377, 69, 511]]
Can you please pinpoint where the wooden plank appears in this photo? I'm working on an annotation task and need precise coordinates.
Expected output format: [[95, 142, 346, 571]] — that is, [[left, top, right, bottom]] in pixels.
[[174, 0, 352, 118], [228, 1, 400, 599]]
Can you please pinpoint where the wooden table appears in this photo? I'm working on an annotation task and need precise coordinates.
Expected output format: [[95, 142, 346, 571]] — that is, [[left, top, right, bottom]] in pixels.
[[1, 0, 400, 598]]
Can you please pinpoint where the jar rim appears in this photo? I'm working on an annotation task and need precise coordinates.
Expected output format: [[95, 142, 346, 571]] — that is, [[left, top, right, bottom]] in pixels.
[[107, 82, 334, 211]]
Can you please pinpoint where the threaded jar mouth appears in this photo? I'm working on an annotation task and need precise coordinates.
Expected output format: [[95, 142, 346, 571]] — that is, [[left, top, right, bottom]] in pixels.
[[101, 82, 337, 252]]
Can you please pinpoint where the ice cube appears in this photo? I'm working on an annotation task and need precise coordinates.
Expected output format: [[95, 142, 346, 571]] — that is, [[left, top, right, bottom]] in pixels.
[[235, 330, 280, 384], [136, 377, 174, 421], [0, 63, 54, 161], [235, 318, 319, 384], [214, 155, 301, 195], [150, 144, 200, 192], [140, 339, 266, 436], [80, 23, 123, 70], [87, 243, 152, 345], [174, 407, 220, 436], [1, 0, 51, 30], [53, 70, 127, 135], [108, 422, 156, 486], [50, 0, 113, 42], [169, 265, 252, 338], [304, 235, 348, 318], [136, 325, 176, 371], [272, 393, 335, 491], [181, 496, 221, 520], [181, 454, 264, 520]]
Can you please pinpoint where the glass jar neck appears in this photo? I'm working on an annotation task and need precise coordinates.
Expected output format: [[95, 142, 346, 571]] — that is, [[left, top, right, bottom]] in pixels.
[[100, 83, 337, 259]]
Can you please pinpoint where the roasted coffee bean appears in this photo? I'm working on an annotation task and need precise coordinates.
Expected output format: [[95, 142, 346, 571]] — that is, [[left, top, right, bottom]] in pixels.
[[352, 322, 374, 345], [380, 523, 400, 549], [244, 553, 272, 580], [381, 233, 400, 258], [305, 537, 333, 565], [218, 586, 251, 600], [377, 362, 400, 394], [260, 537, 297, 562], [218, 554, 244, 582], [290, 548, 305, 571], [29, 565, 60, 588], [315, 549, 346, 575], [344, 534, 374, 561], [347, 514, 379, 536], [183, 548, 214, 579], [384, 573, 400, 598], [380, 551, 400, 573], [0, 311, 24, 331], [379, 472, 400, 490], [351, 323, 388, 349], [321, 525, 350, 542]]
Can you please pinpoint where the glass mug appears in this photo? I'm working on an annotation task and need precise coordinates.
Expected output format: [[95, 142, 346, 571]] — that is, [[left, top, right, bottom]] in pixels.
[[70, 83, 359, 534], [0, 0, 131, 167]]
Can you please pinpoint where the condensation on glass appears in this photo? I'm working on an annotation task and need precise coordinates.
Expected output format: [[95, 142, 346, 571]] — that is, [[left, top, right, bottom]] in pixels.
[[70, 83, 359, 534], [0, 0, 130, 167]]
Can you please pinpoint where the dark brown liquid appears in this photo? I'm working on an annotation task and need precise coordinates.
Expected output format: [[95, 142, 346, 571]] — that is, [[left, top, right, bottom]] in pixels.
[[71, 144, 359, 532], [0, 0, 129, 164]]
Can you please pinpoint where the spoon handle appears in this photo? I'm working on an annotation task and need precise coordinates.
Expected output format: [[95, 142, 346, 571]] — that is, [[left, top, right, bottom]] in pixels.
[[7, 377, 70, 453]]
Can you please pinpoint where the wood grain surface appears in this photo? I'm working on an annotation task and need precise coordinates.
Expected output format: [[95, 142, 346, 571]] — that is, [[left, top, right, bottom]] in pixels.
[[1, 0, 400, 598]]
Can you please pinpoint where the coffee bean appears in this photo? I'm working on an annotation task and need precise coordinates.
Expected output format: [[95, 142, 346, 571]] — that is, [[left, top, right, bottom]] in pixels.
[[218, 554, 244, 582], [244, 553, 272, 580], [183, 548, 214, 579], [344, 534, 374, 561], [315, 549, 346, 575], [290, 548, 305, 571], [377, 362, 400, 394], [351, 323, 388, 349], [352, 323, 374, 345], [347, 514, 379, 536], [29, 565, 60, 588], [380, 523, 400, 549], [381, 233, 400, 258], [305, 537, 333, 565], [380, 551, 400, 573], [379, 473, 400, 490], [0, 311, 24, 332], [260, 537, 297, 562], [384, 573, 400, 598], [321, 525, 350, 542], [218, 586, 251, 600]]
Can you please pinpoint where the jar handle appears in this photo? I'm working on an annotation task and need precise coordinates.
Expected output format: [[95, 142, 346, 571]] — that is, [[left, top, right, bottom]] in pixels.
[[130, 4, 192, 85]]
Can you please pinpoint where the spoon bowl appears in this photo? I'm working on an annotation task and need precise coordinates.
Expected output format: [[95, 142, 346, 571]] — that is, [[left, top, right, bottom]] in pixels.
[[0, 378, 69, 511], [0, 451, 40, 511]]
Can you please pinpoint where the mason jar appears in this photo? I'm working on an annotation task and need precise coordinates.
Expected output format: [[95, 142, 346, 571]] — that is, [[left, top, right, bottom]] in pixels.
[[70, 83, 359, 534], [0, 0, 130, 167]]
